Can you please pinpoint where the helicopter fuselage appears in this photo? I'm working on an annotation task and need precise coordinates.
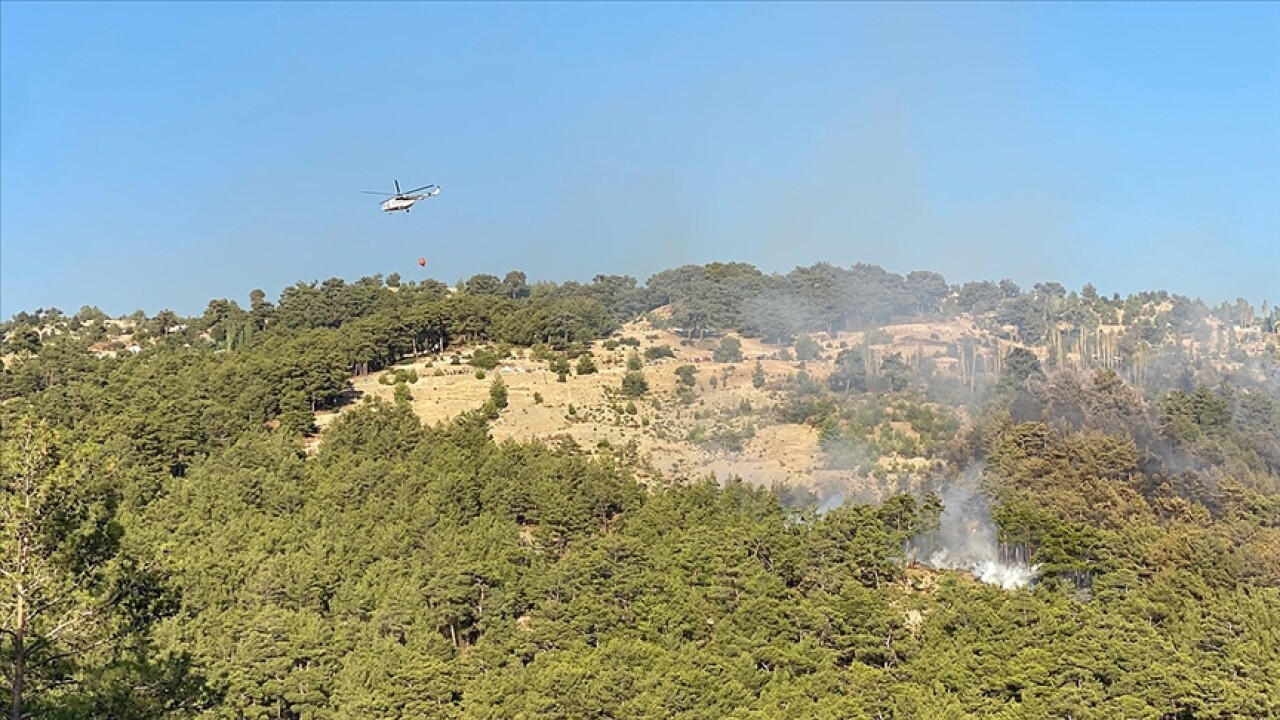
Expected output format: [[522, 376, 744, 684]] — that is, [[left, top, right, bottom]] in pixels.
[[380, 187, 440, 213], [381, 196, 422, 212]]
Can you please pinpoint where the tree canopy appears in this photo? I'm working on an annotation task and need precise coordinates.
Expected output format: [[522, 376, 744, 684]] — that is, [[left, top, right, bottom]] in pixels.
[[2, 262, 1279, 718]]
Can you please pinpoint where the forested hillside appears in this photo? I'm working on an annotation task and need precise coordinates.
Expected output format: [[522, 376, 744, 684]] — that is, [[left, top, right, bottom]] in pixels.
[[3, 262, 1279, 718]]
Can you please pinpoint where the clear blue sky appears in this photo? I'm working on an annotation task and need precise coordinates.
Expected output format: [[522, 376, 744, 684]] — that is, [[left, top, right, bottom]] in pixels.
[[2, 2, 1277, 317]]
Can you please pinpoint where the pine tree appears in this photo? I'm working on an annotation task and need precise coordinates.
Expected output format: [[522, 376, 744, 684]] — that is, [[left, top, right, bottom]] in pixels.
[[489, 375, 508, 410], [1, 417, 151, 717]]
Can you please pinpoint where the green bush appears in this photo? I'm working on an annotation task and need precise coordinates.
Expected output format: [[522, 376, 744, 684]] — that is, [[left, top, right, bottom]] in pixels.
[[469, 347, 501, 370], [713, 337, 743, 363], [550, 355, 571, 381], [622, 371, 649, 397], [676, 364, 698, 387], [489, 376, 508, 409], [795, 335, 822, 361], [393, 382, 413, 405], [644, 345, 675, 361], [380, 368, 419, 385]]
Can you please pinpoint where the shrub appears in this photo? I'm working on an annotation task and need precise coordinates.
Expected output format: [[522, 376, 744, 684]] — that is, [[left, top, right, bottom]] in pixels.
[[676, 364, 698, 387], [550, 354, 571, 380], [393, 382, 412, 405], [795, 335, 822, 362], [622, 371, 649, 397], [380, 368, 419, 385], [489, 376, 508, 409], [713, 337, 743, 363], [644, 345, 675, 361], [469, 347, 500, 370]]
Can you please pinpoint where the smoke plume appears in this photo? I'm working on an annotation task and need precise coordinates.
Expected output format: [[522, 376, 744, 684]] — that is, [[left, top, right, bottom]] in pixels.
[[816, 492, 845, 515], [914, 478, 1038, 590]]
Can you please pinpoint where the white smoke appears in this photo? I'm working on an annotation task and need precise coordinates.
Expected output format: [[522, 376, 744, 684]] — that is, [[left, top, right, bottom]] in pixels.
[[816, 492, 845, 515], [970, 559, 1038, 591], [914, 481, 1038, 590]]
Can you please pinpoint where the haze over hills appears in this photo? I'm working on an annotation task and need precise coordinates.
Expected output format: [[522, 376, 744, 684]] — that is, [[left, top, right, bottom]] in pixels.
[[4, 261, 1279, 717]]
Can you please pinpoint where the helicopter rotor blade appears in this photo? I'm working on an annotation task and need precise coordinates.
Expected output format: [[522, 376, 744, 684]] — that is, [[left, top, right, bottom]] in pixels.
[[362, 191, 394, 196], [395, 179, 401, 195], [403, 184, 435, 195]]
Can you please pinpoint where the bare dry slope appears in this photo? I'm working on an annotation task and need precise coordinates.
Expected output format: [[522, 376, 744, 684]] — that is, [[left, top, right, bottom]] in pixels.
[[314, 318, 981, 495]]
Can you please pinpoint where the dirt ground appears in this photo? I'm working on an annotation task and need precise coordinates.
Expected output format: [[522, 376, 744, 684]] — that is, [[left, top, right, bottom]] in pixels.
[[314, 321, 851, 491]]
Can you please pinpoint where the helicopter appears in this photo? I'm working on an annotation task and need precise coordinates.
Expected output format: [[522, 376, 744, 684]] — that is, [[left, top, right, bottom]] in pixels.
[[363, 179, 441, 213]]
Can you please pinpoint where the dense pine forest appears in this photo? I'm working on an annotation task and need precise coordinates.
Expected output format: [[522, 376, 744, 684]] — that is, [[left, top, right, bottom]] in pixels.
[[3, 262, 1279, 719]]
